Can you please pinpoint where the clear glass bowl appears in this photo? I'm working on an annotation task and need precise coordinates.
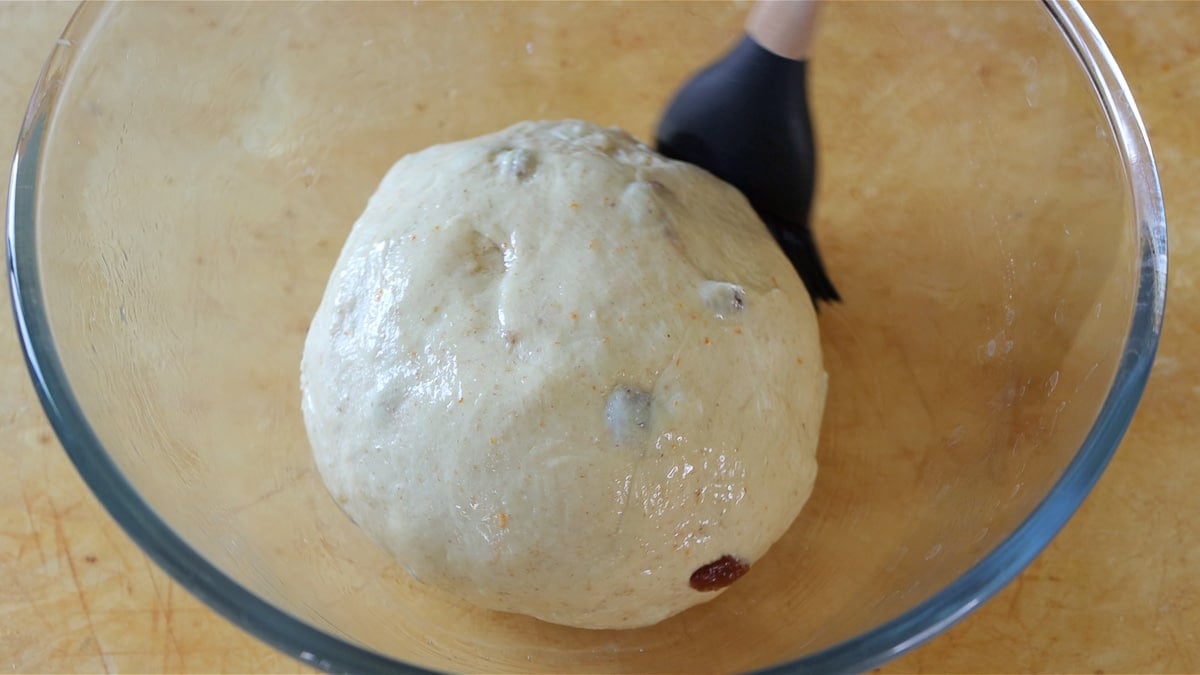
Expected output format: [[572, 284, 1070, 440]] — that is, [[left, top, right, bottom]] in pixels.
[[7, 1, 1166, 672]]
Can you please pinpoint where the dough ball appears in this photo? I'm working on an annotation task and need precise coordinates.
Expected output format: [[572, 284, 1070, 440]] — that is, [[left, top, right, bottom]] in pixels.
[[300, 120, 827, 629]]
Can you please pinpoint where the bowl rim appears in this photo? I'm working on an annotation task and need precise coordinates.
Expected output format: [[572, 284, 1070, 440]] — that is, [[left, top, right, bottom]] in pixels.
[[6, 1, 1167, 672]]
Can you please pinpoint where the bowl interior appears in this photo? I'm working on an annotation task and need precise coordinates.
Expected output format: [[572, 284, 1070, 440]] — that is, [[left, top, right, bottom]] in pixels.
[[24, 1, 1139, 671]]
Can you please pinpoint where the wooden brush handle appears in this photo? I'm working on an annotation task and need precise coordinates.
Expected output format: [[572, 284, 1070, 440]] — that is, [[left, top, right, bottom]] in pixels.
[[746, 0, 820, 61]]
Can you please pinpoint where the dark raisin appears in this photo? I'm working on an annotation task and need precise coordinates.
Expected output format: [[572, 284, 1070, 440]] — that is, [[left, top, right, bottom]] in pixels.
[[689, 555, 749, 591]]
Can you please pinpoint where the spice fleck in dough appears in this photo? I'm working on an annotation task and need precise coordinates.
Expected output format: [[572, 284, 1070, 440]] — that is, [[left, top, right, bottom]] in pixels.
[[300, 120, 827, 629]]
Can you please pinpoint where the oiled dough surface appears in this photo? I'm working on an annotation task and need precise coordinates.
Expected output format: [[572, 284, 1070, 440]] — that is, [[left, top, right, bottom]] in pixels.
[[300, 120, 826, 629]]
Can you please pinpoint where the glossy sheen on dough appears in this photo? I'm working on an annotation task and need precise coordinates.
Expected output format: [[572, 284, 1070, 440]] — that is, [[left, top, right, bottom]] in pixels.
[[300, 120, 827, 629]]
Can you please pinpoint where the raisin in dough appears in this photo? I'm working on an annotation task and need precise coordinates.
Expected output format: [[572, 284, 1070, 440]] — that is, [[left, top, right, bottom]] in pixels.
[[300, 120, 827, 629]]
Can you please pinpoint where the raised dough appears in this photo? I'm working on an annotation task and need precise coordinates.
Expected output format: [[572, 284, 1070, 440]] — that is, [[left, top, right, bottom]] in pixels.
[[300, 120, 826, 629]]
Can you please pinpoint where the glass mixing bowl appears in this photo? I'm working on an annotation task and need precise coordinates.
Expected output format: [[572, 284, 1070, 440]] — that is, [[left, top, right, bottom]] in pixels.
[[7, 1, 1166, 672]]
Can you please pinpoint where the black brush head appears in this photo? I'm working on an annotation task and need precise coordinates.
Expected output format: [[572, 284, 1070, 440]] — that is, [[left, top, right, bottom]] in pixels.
[[656, 36, 839, 304]]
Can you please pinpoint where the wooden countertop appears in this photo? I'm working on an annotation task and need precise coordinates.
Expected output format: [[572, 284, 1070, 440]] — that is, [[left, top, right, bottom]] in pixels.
[[2, 2, 1196, 672]]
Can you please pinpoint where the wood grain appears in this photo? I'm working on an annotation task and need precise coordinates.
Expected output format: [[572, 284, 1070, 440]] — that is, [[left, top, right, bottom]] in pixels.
[[0, 3, 307, 673]]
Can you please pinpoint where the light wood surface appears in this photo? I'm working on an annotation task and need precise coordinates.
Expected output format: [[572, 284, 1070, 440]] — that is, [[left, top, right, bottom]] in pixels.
[[1, 1, 1196, 672]]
